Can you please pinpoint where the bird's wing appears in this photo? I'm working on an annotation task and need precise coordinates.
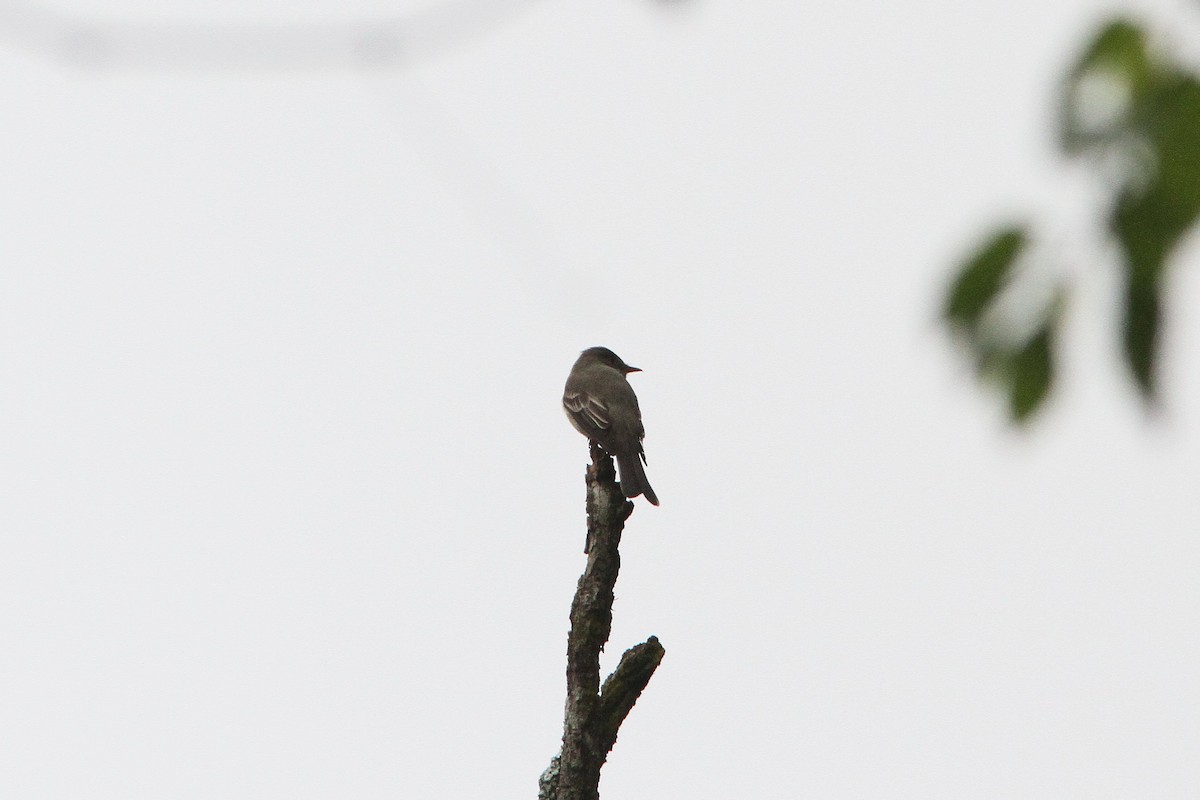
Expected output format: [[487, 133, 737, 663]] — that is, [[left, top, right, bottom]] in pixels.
[[563, 390, 610, 430]]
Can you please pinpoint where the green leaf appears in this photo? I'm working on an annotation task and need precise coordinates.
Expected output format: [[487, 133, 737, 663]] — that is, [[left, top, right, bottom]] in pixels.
[[1112, 184, 1176, 282], [1008, 323, 1055, 422], [944, 226, 1027, 331], [1106, 75, 1200, 402], [1060, 19, 1154, 154], [1141, 75, 1200, 225], [1071, 19, 1152, 86], [1122, 272, 1160, 400]]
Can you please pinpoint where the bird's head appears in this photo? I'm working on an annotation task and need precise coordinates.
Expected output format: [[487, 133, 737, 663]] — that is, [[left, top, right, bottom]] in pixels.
[[581, 346, 641, 374]]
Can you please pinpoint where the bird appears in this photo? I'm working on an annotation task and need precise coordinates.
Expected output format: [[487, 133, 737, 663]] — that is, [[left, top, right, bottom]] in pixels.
[[562, 346, 659, 505]]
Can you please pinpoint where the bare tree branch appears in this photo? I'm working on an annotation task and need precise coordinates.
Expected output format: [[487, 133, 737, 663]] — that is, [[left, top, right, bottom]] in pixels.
[[595, 636, 665, 756], [540, 443, 664, 800]]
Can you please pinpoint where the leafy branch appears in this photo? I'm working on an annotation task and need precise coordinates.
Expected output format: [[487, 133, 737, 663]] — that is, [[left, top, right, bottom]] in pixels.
[[944, 17, 1200, 420]]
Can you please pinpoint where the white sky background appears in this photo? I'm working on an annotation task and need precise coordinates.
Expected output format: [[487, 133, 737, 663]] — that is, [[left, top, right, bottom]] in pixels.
[[2, 0, 1199, 797]]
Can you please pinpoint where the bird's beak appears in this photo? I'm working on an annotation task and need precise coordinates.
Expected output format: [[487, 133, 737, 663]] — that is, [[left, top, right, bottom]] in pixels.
[[625, 365, 642, 374]]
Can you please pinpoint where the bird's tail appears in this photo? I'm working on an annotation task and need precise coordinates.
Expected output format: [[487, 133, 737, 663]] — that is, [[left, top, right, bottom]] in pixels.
[[617, 453, 659, 506]]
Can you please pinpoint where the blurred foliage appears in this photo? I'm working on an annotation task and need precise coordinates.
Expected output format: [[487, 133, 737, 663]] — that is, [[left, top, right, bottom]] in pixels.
[[944, 227, 1062, 422], [944, 227, 1027, 330], [945, 17, 1200, 421]]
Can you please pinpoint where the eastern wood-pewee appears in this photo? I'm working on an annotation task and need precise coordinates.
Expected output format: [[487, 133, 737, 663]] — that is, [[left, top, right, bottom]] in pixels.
[[563, 346, 659, 505]]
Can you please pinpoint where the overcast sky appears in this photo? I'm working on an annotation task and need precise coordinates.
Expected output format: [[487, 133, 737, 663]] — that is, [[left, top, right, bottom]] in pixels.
[[2, 1, 1199, 798]]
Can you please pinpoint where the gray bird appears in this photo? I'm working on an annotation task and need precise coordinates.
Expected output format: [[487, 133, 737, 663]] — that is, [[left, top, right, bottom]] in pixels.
[[563, 347, 659, 505]]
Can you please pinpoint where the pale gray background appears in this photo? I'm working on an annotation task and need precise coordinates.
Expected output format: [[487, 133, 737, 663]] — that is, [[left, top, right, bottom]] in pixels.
[[2, 1, 1198, 797]]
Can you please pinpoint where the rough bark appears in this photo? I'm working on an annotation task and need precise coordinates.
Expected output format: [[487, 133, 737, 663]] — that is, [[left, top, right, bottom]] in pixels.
[[539, 444, 665, 800]]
